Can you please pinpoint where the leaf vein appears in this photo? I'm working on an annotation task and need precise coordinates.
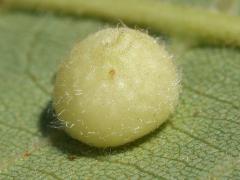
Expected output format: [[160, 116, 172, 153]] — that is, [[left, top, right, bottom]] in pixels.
[[17, 165, 63, 180], [169, 121, 236, 157], [24, 19, 50, 95], [96, 158, 167, 179], [184, 84, 239, 110]]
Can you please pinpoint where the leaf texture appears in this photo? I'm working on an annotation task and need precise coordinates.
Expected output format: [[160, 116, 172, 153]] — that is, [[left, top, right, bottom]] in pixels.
[[0, 1, 240, 179]]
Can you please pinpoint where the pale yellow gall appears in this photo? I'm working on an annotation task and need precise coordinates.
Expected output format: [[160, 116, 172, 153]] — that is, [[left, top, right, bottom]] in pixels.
[[53, 28, 180, 148]]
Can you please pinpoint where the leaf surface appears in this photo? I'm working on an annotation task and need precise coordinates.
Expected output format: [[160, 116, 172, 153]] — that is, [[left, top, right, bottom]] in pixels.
[[0, 1, 240, 179]]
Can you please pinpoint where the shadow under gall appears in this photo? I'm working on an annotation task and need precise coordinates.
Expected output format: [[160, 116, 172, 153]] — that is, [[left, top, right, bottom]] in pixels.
[[39, 101, 169, 159]]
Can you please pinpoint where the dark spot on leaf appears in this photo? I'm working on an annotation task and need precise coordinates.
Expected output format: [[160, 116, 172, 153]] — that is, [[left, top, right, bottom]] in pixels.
[[192, 110, 200, 117], [68, 154, 77, 161], [109, 68, 116, 79], [23, 151, 31, 158]]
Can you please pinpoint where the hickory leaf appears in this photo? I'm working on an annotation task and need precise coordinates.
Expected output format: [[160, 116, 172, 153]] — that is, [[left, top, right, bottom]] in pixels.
[[0, 0, 240, 179]]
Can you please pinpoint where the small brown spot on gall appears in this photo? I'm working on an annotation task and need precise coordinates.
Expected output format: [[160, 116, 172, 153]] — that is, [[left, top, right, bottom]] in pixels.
[[23, 151, 31, 158], [109, 69, 116, 79]]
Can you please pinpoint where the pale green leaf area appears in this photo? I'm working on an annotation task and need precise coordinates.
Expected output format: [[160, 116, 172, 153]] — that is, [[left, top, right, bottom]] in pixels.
[[163, 0, 211, 7], [0, 0, 240, 179], [164, 0, 240, 16]]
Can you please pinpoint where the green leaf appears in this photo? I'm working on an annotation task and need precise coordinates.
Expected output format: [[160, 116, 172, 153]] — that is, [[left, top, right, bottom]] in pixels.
[[5, 0, 240, 47], [0, 4, 240, 180]]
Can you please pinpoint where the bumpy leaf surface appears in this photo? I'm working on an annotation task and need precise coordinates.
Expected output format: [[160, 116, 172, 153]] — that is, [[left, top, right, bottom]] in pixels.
[[0, 0, 240, 179]]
